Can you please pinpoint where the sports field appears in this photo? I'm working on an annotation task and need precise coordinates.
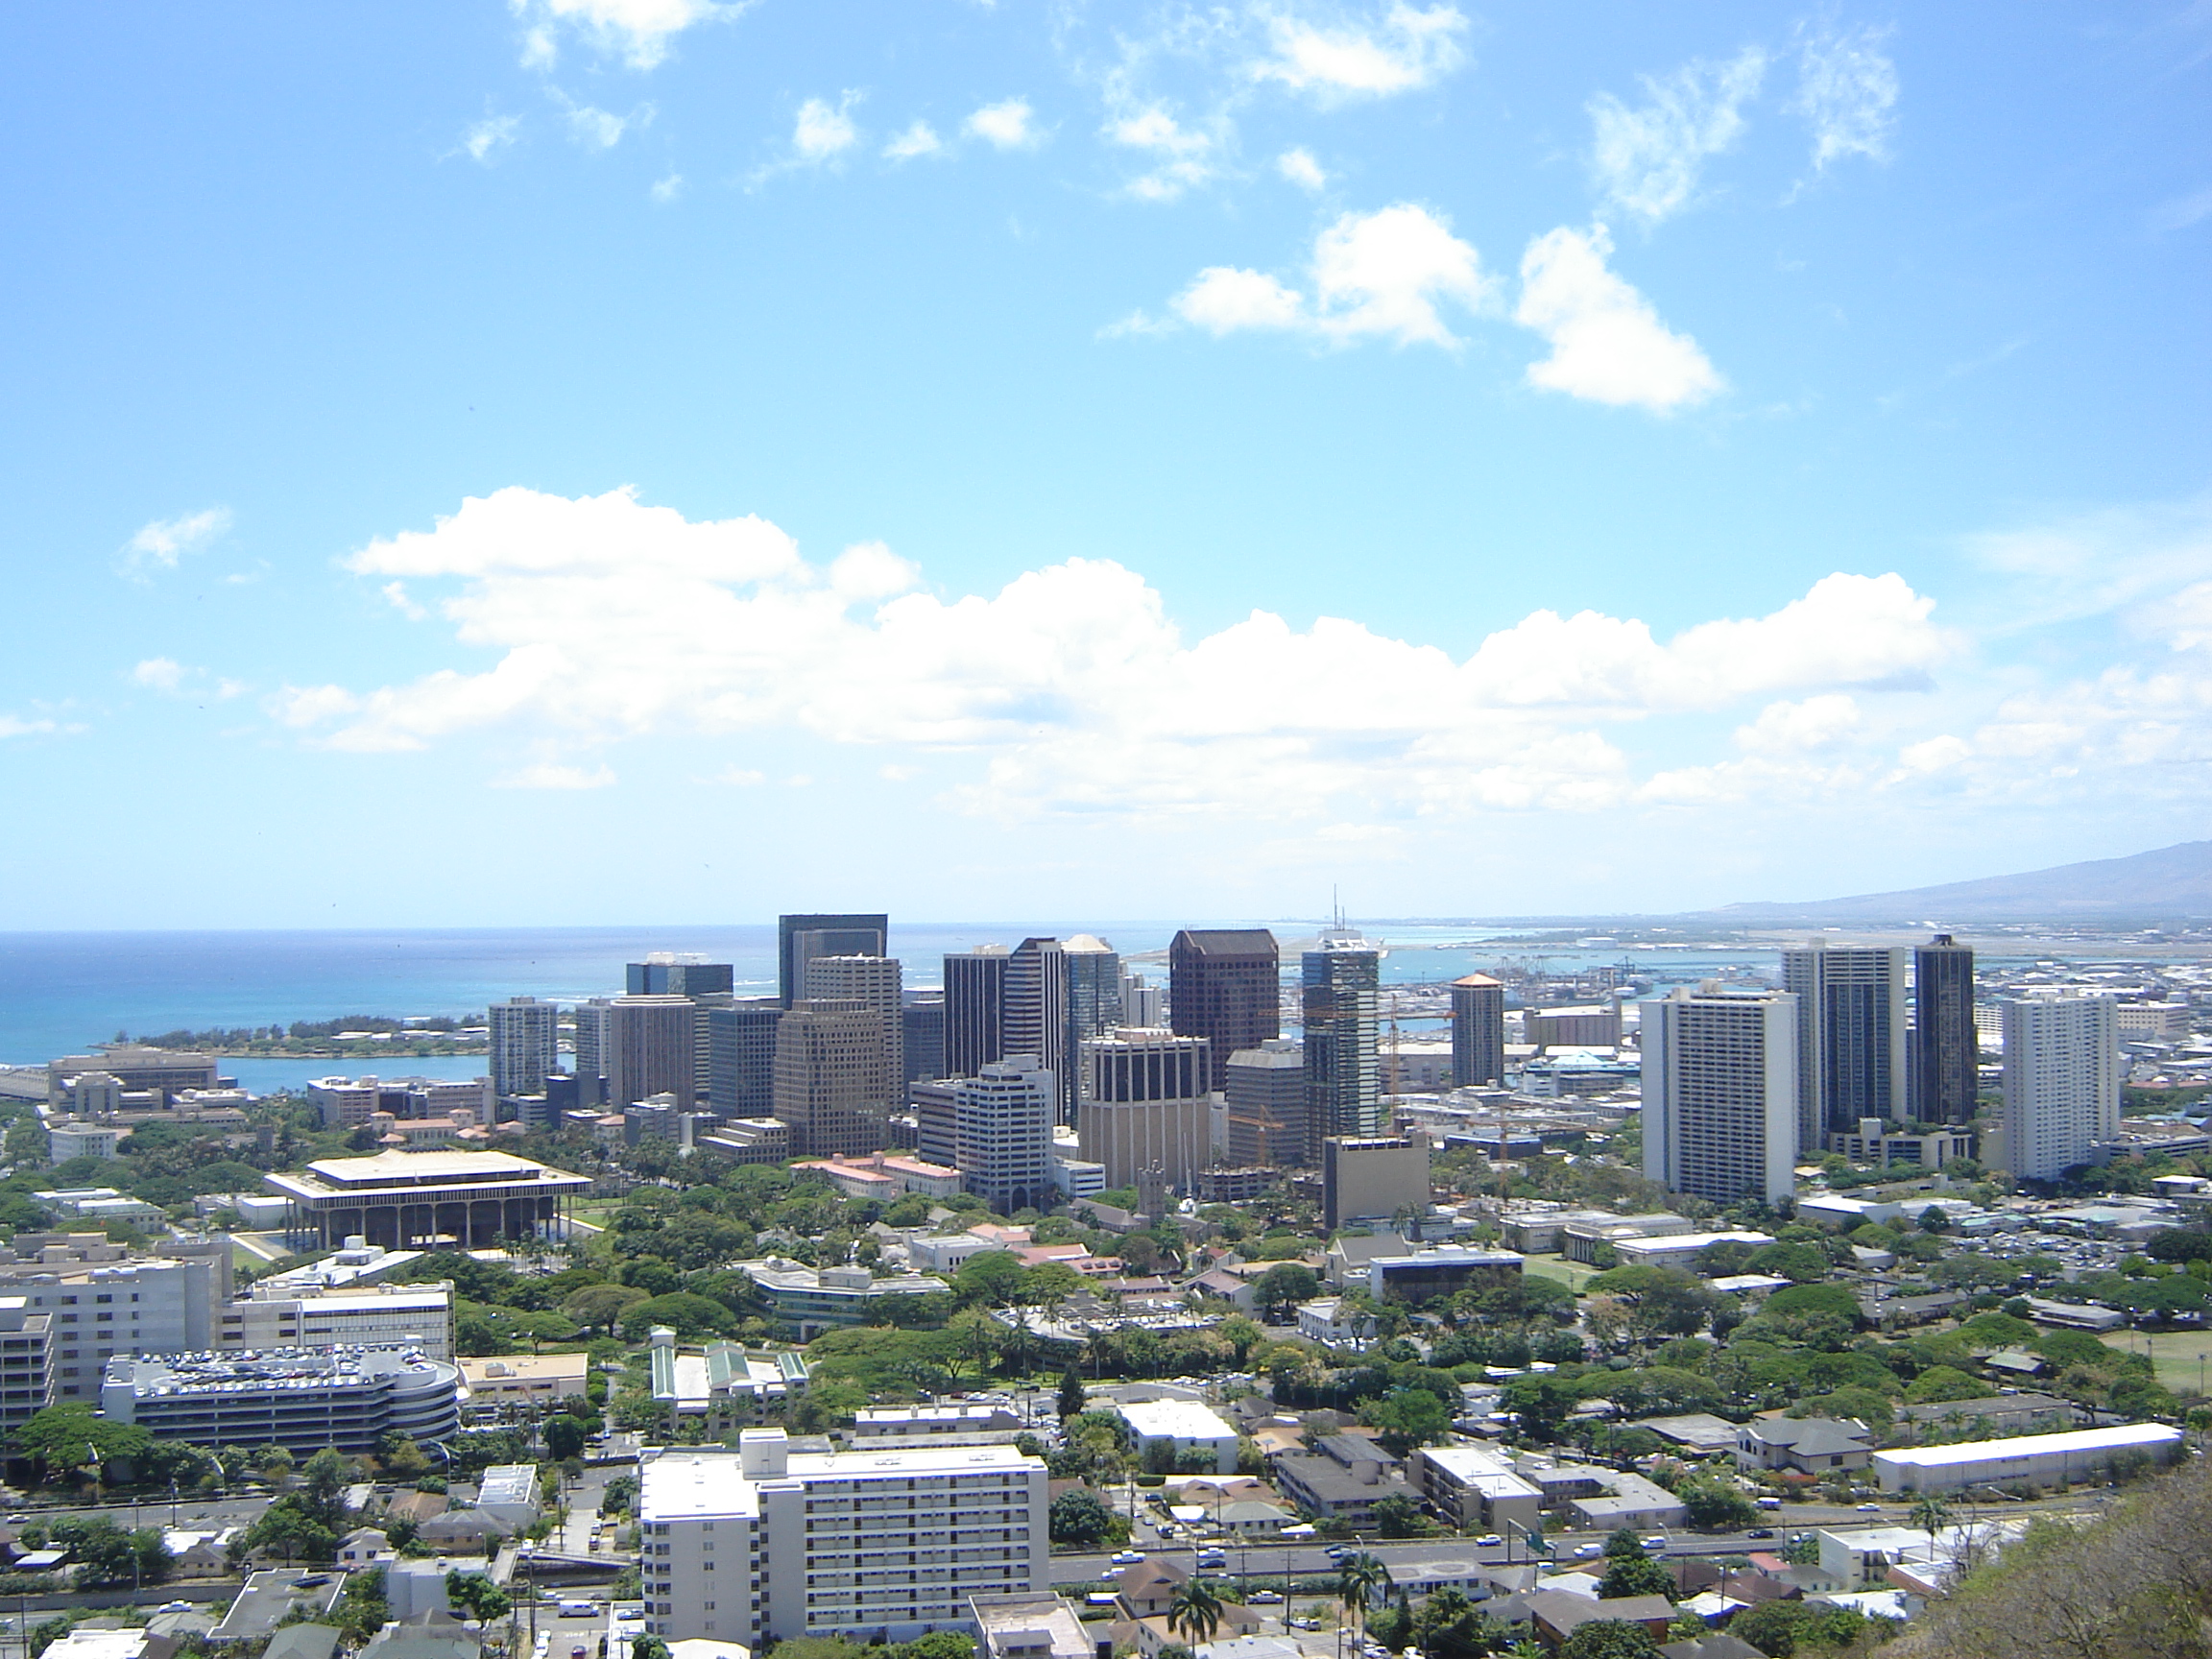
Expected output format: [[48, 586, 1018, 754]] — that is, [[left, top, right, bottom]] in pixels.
[[2104, 1328, 2212, 1396]]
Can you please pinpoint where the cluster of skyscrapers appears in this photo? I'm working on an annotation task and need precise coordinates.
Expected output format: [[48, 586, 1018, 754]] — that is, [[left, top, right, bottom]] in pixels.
[[1638, 935, 2119, 1203], [484, 916, 1432, 1214]]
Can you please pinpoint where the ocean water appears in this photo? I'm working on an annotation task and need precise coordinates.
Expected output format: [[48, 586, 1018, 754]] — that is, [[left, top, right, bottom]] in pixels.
[[0, 922, 1775, 1070]]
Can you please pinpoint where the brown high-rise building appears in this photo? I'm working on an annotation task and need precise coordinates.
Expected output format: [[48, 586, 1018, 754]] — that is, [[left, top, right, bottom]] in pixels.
[[1169, 927, 1280, 1093], [772, 999, 896, 1158], [606, 995, 698, 1113], [803, 954, 905, 1094]]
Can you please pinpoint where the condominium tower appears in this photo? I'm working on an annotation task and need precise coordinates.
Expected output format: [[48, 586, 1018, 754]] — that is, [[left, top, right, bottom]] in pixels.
[[1641, 985, 1799, 1205], [1781, 945, 1908, 1154], [607, 995, 699, 1114], [2001, 994, 2119, 1182], [1304, 929, 1383, 1142], [1912, 934, 1978, 1125], [772, 1001, 896, 1158], [487, 998, 559, 1099], [1169, 928, 1281, 1094], [1449, 974, 1506, 1089], [1003, 938, 1069, 1106], [803, 954, 905, 1096]]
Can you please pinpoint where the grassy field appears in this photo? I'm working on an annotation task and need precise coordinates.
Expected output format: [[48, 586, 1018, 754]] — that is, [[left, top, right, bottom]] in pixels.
[[2104, 1329, 2212, 1396], [1524, 1253, 1601, 1292]]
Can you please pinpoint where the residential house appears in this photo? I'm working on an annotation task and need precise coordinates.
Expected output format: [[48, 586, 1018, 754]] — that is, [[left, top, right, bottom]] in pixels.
[[1735, 1416, 1874, 1476], [337, 1528, 394, 1568], [1524, 1591, 1674, 1650]]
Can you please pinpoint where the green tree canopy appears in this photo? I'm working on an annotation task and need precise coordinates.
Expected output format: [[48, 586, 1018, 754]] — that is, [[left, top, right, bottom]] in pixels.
[[1598, 1553, 1674, 1601], [1559, 1620, 1661, 1659]]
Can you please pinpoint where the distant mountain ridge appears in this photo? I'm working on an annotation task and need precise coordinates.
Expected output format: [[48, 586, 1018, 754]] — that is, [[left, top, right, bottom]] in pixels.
[[1715, 839, 2212, 923]]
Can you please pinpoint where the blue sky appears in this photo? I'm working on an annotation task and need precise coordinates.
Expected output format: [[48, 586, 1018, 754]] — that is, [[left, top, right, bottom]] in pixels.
[[1, 0, 2208, 928]]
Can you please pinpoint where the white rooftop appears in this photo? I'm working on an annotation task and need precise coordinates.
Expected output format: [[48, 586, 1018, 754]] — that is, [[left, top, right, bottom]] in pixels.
[[1115, 1399, 1238, 1441], [638, 1442, 1041, 1523], [1873, 1423, 2181, 1470]]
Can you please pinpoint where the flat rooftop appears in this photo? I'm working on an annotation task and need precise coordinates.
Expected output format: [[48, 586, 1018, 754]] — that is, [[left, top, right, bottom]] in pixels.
[[1874, 1423, 2182, 1469], [265, 1148, 589, 1196], [1116, 1399, 1237, 1439], [639, 1442, 1042, 1522]]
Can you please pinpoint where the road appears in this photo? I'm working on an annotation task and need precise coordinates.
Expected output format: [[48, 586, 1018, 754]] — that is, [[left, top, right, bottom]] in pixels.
[[0, 1494, 273, 1530]]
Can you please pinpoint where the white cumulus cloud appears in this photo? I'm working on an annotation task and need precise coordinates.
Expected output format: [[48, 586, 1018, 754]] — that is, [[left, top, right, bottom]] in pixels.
[[1105, 106, 1219, 201], [132, 658, 187, 694], [271, 488, 1960, 823], [460, 115, 521, 164], [558, 96, 652, 150], [122, 507, 231, 577], [493, 761, 618, 790], [793, 94, 861, 163], [1515, 224, 1722, 411], [1162, 204, 1492, 349], [1249, 3, 1470, 103], [0, 714, 58, 740], [1790, 22, 1899, 172], [965, 98, 1042, 150], [510, 0, 743, 71], [1277, 147, 1329, 192], [883, 120, 944, 161], [1588, 47, 1767, 225]]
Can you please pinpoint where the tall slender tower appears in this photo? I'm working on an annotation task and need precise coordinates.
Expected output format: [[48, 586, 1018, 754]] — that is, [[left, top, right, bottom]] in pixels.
[[1169, 928, 1280, 1094], [1004, 938, 1070, 1107], [605, 995, 698, 1113], [1303, 928, 1382, 1141], [1912, 934, 1977, 1125], [1780, 944, 1909, 1155], [943, 946, 1011, 1077], [1449, 974, 1506, 1089], [1642, 984, 1799, 1205], [954, 1055, 1057, 1214]]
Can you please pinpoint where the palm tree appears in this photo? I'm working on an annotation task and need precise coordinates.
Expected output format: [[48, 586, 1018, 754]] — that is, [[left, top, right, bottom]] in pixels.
[[1168, 1577, 1225, 1649], [1336, 1552, 1393, 1654], [1910, 1492, 1953, 1548]]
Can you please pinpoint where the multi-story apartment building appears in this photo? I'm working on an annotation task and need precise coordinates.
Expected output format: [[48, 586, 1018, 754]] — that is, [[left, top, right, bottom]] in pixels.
[[1169, 928, 1280, 1094], [637, 1431, 1047, 1647], [608, 995, 701, 1112], [2003, 994, 2120, 1182], [0, 1299, 54, 1431], [488, 998, 560, 1099], [1641, 985, 1799, 1205]]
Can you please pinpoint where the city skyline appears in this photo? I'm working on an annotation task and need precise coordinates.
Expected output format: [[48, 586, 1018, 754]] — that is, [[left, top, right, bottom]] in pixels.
[[1, 4, 2207, 928]]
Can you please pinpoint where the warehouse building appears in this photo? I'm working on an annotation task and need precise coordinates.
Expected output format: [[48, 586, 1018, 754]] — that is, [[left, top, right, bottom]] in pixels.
[[1871, 1424, 2183, 1494]]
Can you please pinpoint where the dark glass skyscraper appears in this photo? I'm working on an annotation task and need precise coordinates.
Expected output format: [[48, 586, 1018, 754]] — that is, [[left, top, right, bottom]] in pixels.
[[1913, 934, 1977, 1125], [1005, 937, 1070, 1113], [1450, 974, 1506, 1088], [1169, 927, 1281, 1094], [708, 999, 782, 1118], [777, 912, 888, 1008], [1781, 944, 1909, 1151], [1303, 930, 1382, 1141], [943, 947, 1009, 1076], [627, 957, 735, 997]]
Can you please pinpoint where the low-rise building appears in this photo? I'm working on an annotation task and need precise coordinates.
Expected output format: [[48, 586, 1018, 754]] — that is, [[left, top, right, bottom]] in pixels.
[[1115, 1399, 1240, 1475], [1736, 1417, 1873, 1476], [1294, 1296, 1376, 1349], [460, 1352, 591, 1407], [1408, 1445, 1543, 1535], [45, 1122, 126, 1162], [1559, 1213, 1695, 1265], [100, 1345, 463, 1454], [646, 1328, 809, 1420], [1612, 1230, 1776, 1270], [735, 1259, 950, 1340], [1365, 1244, 1523, 1304], [1870, 1424, 2185, 1493], [1567, 1472, 1690, 1531], [851, 1404, 1022, 1441], [969, 1594, 1094, 1659], [475, 1464, 541, 1528], [791, 1155, 966, 1202], [1271, 1434, 1413, 1527]]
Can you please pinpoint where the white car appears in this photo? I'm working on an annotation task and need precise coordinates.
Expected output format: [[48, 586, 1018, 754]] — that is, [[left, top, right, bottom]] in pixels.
[[1641, 1536, 1669, 1551], [1856, 1503, 1883, 1513], [1473, 1534, 1504, 1548], [1112, 1551, 1145, 1565], [1573, 1543, 1603, 1559]]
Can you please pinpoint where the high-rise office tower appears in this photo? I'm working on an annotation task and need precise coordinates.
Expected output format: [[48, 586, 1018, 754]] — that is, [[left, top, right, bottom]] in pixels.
[[910, 1077, 960, 1169], [1170, 928, 1281, 1093], [777, 913, 889, 1009], [1641, 985, 1798, 1204], [1075, 1028, 1212, 1190], [1781, 944, 1909, 1154], [1912, 934, 1978, 1125], [943, 947, 1010, 1076], [1063, 935, 1122, 1086], [607, 995, 699, 1113], [1304, 929, 1382, 1142], [2001, 994, 2119, 1181], [803, 954, 904, 1094], [1004, 938, 1070, 1105], [772, 999, 895, 1157], [954, 1055, 1056, 1214], [707, 999, 782, 1118], [902, 994, 946, 1083], [487, 997, 559, 1099], [1449, 974, 1506, 1089], [627, 954, 736, 997], [1223, 1038, 1309, 1166], [1120, 970, 1165, 1029], [572, 998, 613, 1107]]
